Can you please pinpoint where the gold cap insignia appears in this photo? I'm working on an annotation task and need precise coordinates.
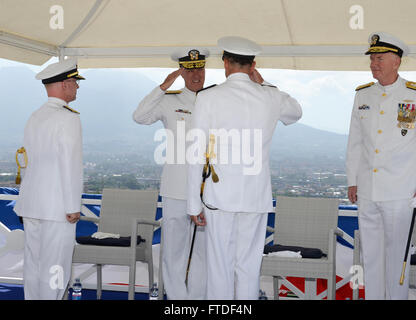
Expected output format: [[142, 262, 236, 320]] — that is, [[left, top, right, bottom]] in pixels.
[[371, 34, 380, 46], [178, 49, 206, 69], [189, 50, 199, 61]]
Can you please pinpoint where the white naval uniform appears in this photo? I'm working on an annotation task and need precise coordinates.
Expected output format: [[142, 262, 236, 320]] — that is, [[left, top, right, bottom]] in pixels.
[[346, 76, 416, 299], [187, 72, 302, 299], [133, 86, 206, 300], [14, 97, 83, 300]]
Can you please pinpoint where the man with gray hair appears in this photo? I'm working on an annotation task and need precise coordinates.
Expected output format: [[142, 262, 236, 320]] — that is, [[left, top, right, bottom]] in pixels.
[[347, 32, 416, 299], [133, 48, 210, 299]]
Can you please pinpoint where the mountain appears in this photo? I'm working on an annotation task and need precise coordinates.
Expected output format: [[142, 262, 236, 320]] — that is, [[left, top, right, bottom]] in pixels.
[[76, 68, 159, 141], [0, 66, 45, 148], [0, 66, 347, 161], [0, 66, 159, 145], [271, 122, 347, 161]]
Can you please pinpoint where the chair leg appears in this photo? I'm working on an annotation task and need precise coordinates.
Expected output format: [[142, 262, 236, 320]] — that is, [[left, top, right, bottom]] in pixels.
[[273, 277, 280, 300], [304, 278, 317, 300], [158, 272, 164, 300], [148, 260, 154, 294], [327, 274, 335, 300], [158, 224, 164, 300], [97, 264, 102, 300], [128, 260, 136, 300], [63, 282, 69, 300], [352, 230, 360, 300]]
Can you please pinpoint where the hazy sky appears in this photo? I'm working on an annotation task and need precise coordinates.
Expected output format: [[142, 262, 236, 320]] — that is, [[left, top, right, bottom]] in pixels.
[[2, 57, 416, 135]]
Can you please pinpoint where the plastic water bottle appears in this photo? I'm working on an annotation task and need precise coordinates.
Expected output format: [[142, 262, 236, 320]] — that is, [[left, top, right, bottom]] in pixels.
[[258, 289, 268, 300], [149, 282, 158, 300], [72, 278, 82, 300]]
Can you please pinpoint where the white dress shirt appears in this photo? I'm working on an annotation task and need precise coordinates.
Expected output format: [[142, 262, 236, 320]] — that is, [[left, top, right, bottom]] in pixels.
[[14, 97, 83, 221], [187, 72, 302, 215], [346, 76, 416, 201], [133, 86, 197, 200]]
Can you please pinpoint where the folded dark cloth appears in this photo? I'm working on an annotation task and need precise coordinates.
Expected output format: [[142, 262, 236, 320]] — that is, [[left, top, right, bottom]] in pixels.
[[76, 235, 145, 247], [264, 244, 326, 259]]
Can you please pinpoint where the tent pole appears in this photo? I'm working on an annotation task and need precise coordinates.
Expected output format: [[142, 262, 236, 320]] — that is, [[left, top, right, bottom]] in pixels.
[[58, 47, 65, 61]]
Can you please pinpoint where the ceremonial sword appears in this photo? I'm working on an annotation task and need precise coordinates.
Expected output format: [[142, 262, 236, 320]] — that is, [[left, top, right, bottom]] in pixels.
[[185, 134, 218, 287]]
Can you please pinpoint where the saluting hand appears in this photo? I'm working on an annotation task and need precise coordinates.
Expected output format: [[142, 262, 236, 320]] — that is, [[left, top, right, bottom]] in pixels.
[[160, 68, 184, 91], [249, 68, 264, 84]]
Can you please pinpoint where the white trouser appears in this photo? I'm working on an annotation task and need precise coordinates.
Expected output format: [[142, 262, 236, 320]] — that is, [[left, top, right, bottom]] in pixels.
[[161, 197, 206, 300], [23, 217, 76, 300], [358, 198, 414, 300], [204, 209, 267, 300]]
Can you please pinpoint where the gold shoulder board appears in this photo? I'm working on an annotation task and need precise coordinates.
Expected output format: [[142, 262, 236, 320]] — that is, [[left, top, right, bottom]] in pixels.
[[406, 81, 416, 91], [63, 105, 80, 114], [355, 82, 375, 91], [165, 90, 182, 94]]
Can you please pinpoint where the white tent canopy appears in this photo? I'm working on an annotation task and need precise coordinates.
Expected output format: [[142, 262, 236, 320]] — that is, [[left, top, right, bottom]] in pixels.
[[1, 0, 415, 70]]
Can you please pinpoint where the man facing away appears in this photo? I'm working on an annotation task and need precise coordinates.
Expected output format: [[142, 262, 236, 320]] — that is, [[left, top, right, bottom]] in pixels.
[[187, 36, 302, 300], [14, 58, 84, 299], [347, 32, 416, 299], [132, 48, 209, 299]]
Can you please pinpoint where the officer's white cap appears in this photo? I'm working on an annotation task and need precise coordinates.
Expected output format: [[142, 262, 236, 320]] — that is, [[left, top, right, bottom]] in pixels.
[[366, 31, 409, 57], [170, 48, 209, 69], [217, 36, 262, 57], [35, 58, 85, 84]]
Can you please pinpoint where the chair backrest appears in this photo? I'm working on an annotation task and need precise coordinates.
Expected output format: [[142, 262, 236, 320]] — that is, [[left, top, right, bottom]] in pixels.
[[98, 189, 159, 243], [273, 196, 339, 254]]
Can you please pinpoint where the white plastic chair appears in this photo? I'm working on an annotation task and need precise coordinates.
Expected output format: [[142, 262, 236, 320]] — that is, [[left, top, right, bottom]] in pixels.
[[261, 196, 341, 300], [70, 188, 160, 300]]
